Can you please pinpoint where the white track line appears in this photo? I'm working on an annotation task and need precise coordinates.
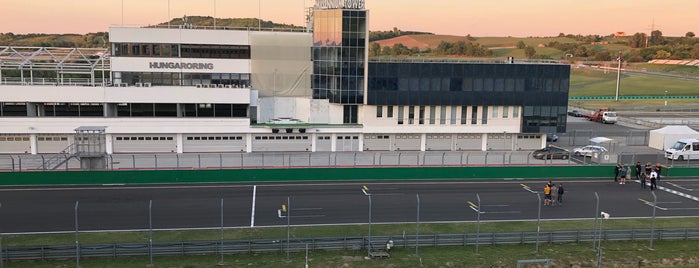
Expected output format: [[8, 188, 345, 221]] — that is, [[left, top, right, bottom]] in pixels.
[[250, 185, 257, 227]]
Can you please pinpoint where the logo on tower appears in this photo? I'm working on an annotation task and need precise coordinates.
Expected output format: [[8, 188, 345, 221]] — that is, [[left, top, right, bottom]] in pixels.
[[314, 0, 365, 9]]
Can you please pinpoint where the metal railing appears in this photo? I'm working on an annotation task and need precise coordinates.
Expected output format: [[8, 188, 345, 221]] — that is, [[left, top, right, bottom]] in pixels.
[[2, 151, 698, 172], [2, 228, 697, 261]]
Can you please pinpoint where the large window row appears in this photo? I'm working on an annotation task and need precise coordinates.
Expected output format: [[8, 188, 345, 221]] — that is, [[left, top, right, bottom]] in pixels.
[[378, 105, 520, 125], [369, 77, 567, 92], [119, 72, 250, 87], [0, 103, 248, 118], [112, 43, 251, 59]]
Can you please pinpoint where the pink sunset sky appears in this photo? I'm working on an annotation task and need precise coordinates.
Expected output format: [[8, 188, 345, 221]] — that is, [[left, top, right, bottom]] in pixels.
[[1, 0, 697, 37]]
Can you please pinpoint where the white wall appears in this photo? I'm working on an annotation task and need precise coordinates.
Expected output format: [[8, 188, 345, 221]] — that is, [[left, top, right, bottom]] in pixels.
[[109, 27, 250, 45], [111, 57, 250, 74]]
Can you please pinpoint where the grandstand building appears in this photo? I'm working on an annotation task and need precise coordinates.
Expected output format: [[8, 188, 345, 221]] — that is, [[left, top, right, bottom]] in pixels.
[[0, 0, 569, 157]]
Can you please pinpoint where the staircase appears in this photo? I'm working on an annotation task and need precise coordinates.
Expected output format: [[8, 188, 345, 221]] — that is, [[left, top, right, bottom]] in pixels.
[[38, 144, 77, 170]]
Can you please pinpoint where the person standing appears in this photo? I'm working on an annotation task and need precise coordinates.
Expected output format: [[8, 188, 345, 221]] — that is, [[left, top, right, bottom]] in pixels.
[[557, 183, 564, 204], [649, 170, 658, 191], [655, 163, 663, 181], [544, 184, 552, 206], [620, 166, 628, 184], [614, 164, 622, 182], [644, 162, 653, 177], [635, 162, 642, 180], [640, 171, 647, 189]]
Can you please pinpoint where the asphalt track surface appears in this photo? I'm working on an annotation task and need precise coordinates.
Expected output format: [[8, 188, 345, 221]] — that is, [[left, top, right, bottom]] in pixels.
[[1, 178, 698, 234]]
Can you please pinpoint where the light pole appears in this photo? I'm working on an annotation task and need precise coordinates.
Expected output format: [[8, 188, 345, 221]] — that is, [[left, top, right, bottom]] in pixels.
[[74, 201, 80, 268], [597, 212, 610, 268], [520, 184, 541, 254], [649, 191, 657, 250], [614, 50, 622, 102], [467, 194, 482, 254], [361, 185, 372, 258], [415, 194, 420, 256], [277, 197, 291, 260], [593, 192, 599, 250], [219, 198, 225, 265], [661, 90, 668, 124], [149, 199, 153, 267]]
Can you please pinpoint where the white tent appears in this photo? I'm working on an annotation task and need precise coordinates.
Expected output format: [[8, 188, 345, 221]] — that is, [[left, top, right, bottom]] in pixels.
[[648, 126, 699, 150]]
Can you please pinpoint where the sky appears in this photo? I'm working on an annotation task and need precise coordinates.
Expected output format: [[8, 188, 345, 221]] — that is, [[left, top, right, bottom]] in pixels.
[[1, 0, 697, 37]]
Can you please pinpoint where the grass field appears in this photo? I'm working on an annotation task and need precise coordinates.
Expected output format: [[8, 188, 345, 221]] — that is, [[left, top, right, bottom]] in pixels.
[[3, 218, 699, 267]]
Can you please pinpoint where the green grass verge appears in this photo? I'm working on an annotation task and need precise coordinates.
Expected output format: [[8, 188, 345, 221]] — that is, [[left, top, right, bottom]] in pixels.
[[4, 217, 699, 268]]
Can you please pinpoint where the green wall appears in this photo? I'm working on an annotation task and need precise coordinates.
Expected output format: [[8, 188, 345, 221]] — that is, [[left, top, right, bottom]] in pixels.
[[0, 165, 694, 186]]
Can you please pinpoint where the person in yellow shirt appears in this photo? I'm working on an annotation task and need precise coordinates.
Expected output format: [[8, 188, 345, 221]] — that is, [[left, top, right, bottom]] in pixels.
[[544, 184, 552, 206]]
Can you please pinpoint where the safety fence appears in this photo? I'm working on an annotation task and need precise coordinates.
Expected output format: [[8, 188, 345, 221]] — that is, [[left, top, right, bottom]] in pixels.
[[2, 228, 698, 261]]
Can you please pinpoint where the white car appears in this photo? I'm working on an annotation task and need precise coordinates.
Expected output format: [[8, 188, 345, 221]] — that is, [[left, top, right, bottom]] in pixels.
[[573, 145, 608, 157]]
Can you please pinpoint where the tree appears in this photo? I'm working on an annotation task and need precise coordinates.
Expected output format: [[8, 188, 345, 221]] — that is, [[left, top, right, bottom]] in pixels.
[[653, 50, 671, 59], [629, 32, 647, 48], [650, 30, 664, 46], [524, 46, 536, 58], [686, 32, 696, 38], [690, 44, 699, 58], [516, 41, 526, 49], [369, 42, 381, 57]]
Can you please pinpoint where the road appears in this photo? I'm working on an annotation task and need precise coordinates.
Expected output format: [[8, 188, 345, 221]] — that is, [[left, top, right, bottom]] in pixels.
[[1, 178, 698, 234]]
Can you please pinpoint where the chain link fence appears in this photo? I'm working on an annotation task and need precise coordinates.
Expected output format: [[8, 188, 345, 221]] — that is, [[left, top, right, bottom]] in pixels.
[[3, 228, 697, 261]]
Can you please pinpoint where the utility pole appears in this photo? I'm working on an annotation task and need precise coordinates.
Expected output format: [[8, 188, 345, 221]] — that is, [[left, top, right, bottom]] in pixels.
[[614, 51, 622, 102]]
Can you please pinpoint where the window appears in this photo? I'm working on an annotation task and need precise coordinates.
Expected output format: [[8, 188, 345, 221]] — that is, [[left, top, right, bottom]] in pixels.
[[440, 106, 447, 124], [429, 106, 436, 124], [503, 106, 509, 118], [397, 106, 404, 124], [482, 106, 488, 124], [461, 106, 468, 124], [471, 106, 478, 125], [387, 106, 393, 118], [376, 105, 383, 118], [450, 106, 457, 124], [513, 107, 519, 118], [408, 106, 415, 124], [492, 106, 498, 118], [419, 106, 425, 124]]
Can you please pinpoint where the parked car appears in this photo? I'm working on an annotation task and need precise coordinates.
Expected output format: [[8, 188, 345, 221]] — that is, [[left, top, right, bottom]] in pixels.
[[533, 146, 570, 160], [573, 145, 608, 157], [567, 110, 584, 117], [546, 133, 559, 142]]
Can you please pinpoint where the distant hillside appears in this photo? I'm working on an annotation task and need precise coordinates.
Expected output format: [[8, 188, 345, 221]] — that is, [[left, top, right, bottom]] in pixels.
[[158, 16, 305, 30], [370, 33, 699, 62], [0, 32, 108, 48]]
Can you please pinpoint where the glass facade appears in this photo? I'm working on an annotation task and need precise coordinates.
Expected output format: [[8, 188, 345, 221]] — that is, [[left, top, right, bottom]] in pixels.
[[312, 9, 367, 104], [367, 62, 570, 133]]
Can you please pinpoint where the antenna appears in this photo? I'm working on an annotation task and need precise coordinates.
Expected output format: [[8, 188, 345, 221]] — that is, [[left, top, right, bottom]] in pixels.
[[645, 18, 661, 47]]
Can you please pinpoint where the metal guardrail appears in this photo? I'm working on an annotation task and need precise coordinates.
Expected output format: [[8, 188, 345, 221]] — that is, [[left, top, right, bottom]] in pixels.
[[3, 151, 699, 172], [2, 228, 698, 261]]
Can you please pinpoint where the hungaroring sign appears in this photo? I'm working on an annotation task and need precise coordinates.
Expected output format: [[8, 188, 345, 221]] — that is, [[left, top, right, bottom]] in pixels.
[[315, 0, 365, 9]]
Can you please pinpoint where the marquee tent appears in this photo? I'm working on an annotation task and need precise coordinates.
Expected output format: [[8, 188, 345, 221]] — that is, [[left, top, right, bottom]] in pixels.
[[648, 126, 699, 150]]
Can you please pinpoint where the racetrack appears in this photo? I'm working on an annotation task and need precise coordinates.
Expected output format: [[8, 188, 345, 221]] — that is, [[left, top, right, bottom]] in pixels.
[[1, 178, 697, 234]]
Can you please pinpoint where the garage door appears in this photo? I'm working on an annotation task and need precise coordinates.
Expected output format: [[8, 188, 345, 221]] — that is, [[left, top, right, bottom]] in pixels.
[[426, 134, 453, 151], [394, 134, 421, 151], [486, 133, 513, 151], [0, 135, 31, 154], [37, 135, 72, 154], [336, 135, 359, 152], [183, 134, 246, 153], [455, 134, 482, 151], [516, 134, 543, 150], [252, 134, 311, 152], [112, 135, 177, 153], [364, 134, 391, 151], [315, 136, 332, 151]]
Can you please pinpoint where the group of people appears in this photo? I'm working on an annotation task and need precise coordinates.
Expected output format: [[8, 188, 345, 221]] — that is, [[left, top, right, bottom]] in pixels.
[[543, 180, 564, 206], [614, 162, 663, 190]]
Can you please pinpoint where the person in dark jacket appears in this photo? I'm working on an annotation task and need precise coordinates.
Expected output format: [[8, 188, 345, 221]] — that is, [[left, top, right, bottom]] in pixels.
[[614, 164, 622, 182], [635, 162, 642, 180], [557, 183, 564, 204]]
